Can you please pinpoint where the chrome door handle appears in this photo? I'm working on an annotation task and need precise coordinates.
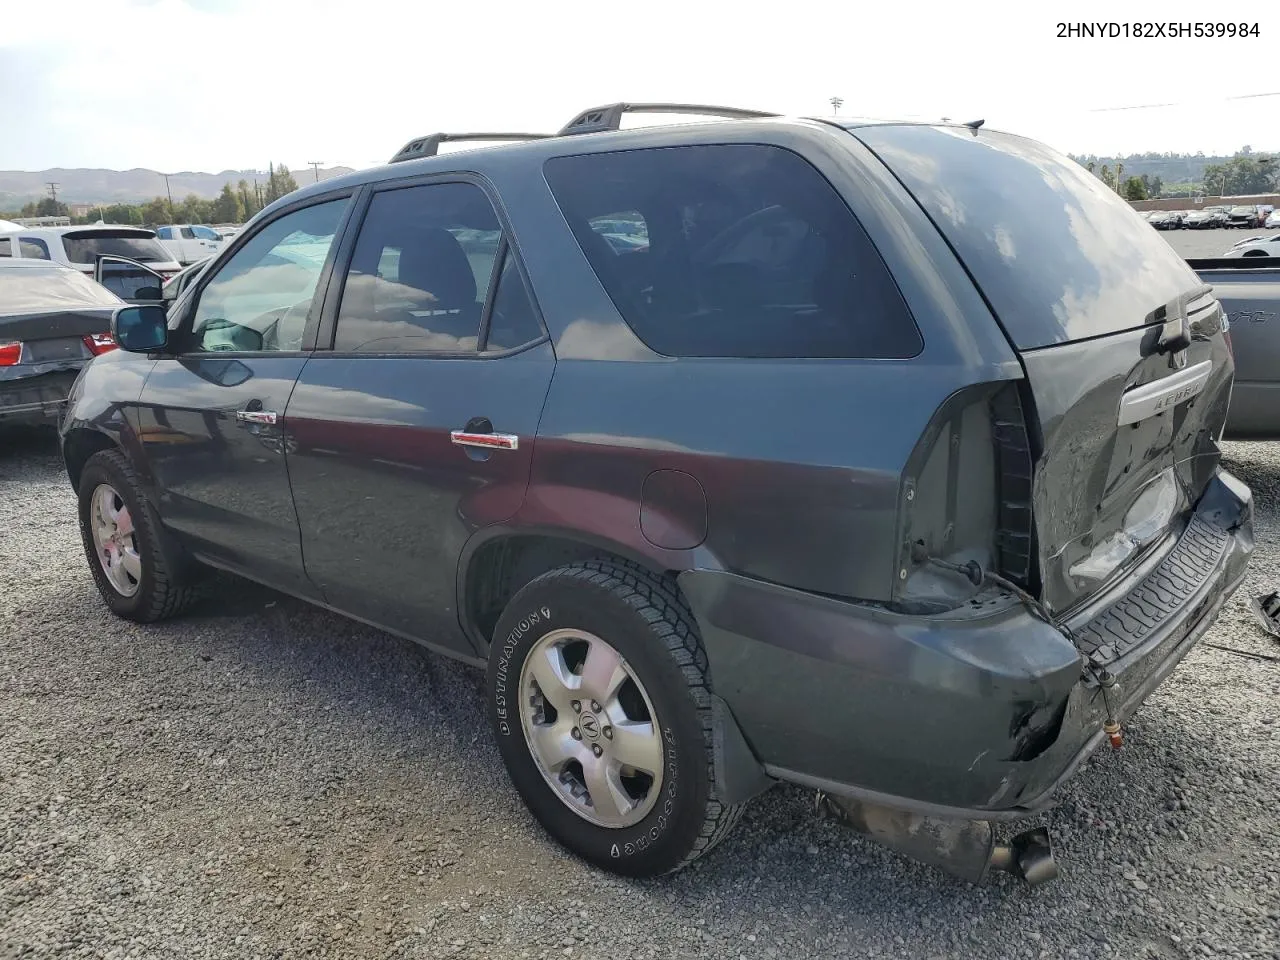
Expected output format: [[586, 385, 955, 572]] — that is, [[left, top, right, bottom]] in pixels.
[[450, 430, 519, 451], [236, 410, 278, 425]]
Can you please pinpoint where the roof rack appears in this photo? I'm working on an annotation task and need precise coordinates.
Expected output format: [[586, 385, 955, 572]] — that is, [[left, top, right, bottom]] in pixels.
[[389, 132, 554, 164], [558, 102, 779, 137]]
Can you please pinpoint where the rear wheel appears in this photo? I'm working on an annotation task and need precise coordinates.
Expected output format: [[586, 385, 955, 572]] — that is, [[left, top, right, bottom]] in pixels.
[[486, 559, 744, 876], [77, 449, 200, 622]]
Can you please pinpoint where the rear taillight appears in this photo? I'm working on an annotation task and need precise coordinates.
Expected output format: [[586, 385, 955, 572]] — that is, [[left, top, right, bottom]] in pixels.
[[83, 333, 117, 356], [0, 342, 21, 366]]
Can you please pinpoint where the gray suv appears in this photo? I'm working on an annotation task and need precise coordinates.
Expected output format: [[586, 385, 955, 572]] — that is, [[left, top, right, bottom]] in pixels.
[[61, 104, 1253, 883]]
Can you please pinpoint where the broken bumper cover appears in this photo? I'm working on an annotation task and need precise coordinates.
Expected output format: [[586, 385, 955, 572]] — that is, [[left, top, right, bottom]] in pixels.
[[0, 370, 82, 426], [680, 468, 1253, 818]]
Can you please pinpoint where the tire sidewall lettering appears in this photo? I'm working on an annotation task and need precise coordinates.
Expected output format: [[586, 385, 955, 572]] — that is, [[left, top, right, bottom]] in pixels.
[[491, 604, 552, 738]]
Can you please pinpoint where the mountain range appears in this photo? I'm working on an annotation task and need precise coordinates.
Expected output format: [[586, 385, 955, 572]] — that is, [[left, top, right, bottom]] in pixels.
[[0, 166, 357, 207]]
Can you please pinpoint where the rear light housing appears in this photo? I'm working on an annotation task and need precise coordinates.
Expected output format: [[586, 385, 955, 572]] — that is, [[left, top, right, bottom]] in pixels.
[[83, 333, 117, 356], [0, 341, 21, 366]]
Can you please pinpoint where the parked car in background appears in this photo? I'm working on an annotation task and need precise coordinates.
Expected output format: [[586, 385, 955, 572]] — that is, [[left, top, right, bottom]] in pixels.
[[1223, 235, 1280, 257], [1185, 206, 1230, 229], [160, 256, 211, 303], [1187, 256, 1280, 437], [1148, 210, 1182, 230], [1266, 209, 1280, 229], [0, 225, 181, 285], [61, 108, 1252, 886], [0, 259, 120, 428], [155, 224, 226, 265], [1226, 206, 1261, 228]]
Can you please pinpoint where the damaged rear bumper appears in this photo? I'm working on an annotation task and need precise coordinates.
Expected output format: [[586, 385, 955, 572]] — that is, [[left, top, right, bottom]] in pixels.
[[680, 468, 1253, 817], [0, 370, 82, 426]]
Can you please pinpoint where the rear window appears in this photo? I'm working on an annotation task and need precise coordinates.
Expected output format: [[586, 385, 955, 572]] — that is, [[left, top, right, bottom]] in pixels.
[[62, 231, 170, 264], [853, 125, 1204, 349], [0, 264, 122, 313], [544, 144, 922, 359]]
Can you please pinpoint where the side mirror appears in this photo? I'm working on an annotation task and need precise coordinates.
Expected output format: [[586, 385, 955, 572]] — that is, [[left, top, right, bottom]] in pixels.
[[112, 305, 169, 352]]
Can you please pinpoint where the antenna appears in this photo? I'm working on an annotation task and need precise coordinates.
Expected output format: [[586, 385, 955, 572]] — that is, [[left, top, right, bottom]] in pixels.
[[964, 118, 985, 130]]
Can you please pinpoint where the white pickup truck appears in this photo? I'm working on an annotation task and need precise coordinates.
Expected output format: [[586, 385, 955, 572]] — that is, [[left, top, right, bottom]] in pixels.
[[154, 224, 226, 265]]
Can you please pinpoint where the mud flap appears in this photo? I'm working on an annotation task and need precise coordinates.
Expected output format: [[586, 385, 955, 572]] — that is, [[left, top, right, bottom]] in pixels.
[[711, 695, 775, 806]]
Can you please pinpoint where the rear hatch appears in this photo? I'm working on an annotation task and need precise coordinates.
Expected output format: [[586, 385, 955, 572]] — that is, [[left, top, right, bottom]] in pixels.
[[61, 229, 179, 276], [853, 124, 1234, 614]]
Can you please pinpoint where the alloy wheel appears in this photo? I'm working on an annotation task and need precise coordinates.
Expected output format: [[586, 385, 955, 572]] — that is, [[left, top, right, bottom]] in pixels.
[[90, 483, 141, 597], [519, 628, 664, 829]]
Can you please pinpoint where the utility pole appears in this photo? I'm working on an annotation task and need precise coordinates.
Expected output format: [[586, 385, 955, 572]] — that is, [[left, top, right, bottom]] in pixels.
[[829, 97, 843, 116], [162, 173, 175, 221], [307, 161, 323, 183], [45, 181, 60, 203]]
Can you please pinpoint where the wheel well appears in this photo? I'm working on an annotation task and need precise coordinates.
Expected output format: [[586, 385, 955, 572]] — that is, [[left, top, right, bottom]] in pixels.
[[464, 535, 674, 649], [63, 429, 117, 490]]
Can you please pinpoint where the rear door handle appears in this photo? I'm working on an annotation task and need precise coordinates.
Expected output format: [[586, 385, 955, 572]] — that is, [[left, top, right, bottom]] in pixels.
[[450, 430, 519, 451], [236, 410, 278, 425]]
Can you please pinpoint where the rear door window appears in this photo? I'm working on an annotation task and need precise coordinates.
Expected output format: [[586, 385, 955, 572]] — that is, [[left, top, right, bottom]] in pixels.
[[853, 125, 1205, 349], [544, 144, 922, 359], [333, 182, 505, 354], [19, 238, 50, 260]]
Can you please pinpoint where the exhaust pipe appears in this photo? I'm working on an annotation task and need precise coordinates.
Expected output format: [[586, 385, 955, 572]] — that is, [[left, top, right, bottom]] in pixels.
[[820, 794, 1059, 886]]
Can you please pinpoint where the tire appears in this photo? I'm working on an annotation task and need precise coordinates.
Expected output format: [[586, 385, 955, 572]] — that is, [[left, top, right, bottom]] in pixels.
[[486, 559, 745, 877], [77, 448, 200, 622]]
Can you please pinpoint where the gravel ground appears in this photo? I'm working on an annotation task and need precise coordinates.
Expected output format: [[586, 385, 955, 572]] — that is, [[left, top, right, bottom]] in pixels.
[[2, 427, 1279, 960]]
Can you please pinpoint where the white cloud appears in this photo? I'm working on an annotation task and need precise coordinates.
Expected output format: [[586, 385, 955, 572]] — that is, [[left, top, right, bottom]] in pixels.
[[2, 0, 1278, 171]]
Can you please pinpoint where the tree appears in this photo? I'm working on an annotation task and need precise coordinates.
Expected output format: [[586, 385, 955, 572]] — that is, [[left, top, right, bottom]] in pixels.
[[1140, 174, 1163, 198], [212, 183, 245, 224], [36, 197, 69, 217], [1098, 164, 1113, 188], [263, 163, 300, 204], [179, 193, 213, 224], [103, 203, 143, 225], [237, 179, 259, 220], [1123, 176, 1148, 201], [1201, 150, 1278, 197], [141, 197, 172, 225]]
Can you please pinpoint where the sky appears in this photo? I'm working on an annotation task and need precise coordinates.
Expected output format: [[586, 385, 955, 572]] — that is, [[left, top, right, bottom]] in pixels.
[[1, 0, 1277, 174]]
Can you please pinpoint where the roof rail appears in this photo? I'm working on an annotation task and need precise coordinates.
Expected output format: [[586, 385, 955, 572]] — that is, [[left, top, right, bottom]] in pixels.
[[389, 132, 554, 164], [558, 102, 780, 137]]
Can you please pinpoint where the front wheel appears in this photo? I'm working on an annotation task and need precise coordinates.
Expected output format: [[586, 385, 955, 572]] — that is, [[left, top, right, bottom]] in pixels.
[[77, 449, 200, 622], [487, 560, 744, 877]]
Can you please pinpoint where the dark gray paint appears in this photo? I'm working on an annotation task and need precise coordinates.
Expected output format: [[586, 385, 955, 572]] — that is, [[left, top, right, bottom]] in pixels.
[[59, 117, 1255, 821], [284, 343, 556, 652], [133, 355, 317, 596]]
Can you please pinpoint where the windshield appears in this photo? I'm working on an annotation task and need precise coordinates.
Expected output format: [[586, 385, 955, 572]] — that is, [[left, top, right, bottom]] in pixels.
[[852, 124, 1204, 349], [191, 225, 221, 241], [62, 231, 170, 264], [0, 263, 122, 313]]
